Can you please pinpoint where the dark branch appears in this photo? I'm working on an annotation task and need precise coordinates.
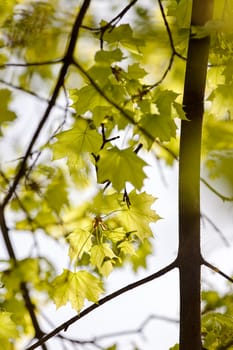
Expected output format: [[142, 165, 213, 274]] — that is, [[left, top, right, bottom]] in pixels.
[[0, 78, 68, 111], [0, 209, 47, 349], [0, 58, 63, 70], [25, 259, 177, 350], [202, 259, 233, 284], [157, 0, 186, 60]]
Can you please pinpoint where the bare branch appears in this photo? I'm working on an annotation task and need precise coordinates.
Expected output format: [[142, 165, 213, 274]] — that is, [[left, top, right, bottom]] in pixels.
[[0, 58, 63, 70], [0, 78, 67, 111], [25, 260, 178, 350], [201, 213, 231, 247], [157, 0, 186, 60], [55, 313, 178, 346], [202, 258, 233, 284], [201, 177, 233, 202]]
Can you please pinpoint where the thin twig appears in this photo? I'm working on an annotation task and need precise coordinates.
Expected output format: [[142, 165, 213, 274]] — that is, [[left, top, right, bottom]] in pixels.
[[0, 78, 68, 111], [202, 258, 233, 284], [26, 259, 178, 350], [157, 0, 186, 60], [201, 213, 231, 247], [201, 177, 233, 202], [0, 58, 63, 69]]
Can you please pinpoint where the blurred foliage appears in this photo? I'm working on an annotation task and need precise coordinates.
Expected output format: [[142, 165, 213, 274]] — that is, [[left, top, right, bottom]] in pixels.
[[0, 0, 233, 349]]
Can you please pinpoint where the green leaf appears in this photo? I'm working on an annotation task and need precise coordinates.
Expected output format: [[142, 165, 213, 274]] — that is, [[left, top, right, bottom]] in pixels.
[[95, 48, 124, 65], [90, 243, 117, 276], [68, 229, 92, 261], [45, 170, 68, 212], [118, 190, 160, 240], [202, 313, 233, 349], [127, 63, 147, 79], [52, 269, 103, 312], [71, 85, 109, 114], [130, 239, 153, 271], [155, 89, 179, 115], [140, 113, 177, 142], [118, 240, 136, 256], [0, 89, 17, 135], [51, 117, 102, 161], [169, 345, 179, 350], [103, 24, 144, 51], [0, 311, 18, 342], [97, 146, 147, 191]]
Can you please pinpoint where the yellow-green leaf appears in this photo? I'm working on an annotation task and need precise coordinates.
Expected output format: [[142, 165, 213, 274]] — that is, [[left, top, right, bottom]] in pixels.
[[97, 147, 147, 191], [52, 269, 103, 312], [68, 229, 92, 261]]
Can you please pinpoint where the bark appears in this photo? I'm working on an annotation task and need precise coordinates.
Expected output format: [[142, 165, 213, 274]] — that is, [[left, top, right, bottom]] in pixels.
[[178, 1, 214, 349]]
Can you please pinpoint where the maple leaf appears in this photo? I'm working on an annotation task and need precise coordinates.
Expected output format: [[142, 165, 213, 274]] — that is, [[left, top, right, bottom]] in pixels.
[[118, 190, 160, 240], [51, 117, 102, 161], [52, 269, 103, 312], [68, 229, 92, 261], [97, 146, 147, 191]]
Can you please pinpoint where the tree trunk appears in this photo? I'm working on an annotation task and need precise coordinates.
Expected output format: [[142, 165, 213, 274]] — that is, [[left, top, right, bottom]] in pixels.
[[178, 1, 214, 349]]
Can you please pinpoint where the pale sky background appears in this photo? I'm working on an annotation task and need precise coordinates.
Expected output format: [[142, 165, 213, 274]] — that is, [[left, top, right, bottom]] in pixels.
[[1, 1, 233, 349]]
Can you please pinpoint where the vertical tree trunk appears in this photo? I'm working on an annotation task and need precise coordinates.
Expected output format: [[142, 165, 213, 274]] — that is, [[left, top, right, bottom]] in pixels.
[[178, 1, 214, 349]]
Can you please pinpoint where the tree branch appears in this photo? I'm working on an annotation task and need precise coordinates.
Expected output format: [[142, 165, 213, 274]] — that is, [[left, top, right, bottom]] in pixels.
[[2, 0, 91, 208], [25, 259, 177, 350], [0, 58, 62, 69], [0, 78, 67, 111], [201, 213, 231, 247], [202, 259, 233, 284], [0, 208, 47, 350], [157, 0, 186, 60], [201, 177, 233, 202]]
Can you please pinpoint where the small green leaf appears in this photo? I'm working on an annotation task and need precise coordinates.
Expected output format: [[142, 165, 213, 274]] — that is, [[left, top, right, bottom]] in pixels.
[[131, 239, 153, 271], [90, 243, 116, 276], [118, 190, 160, 240], [97, 146, 147, 191], [169, 345, 179, 350], [95, 48, 123, 64], [68, 229, 92, 261], [127, 63, 147, 79], [103, 24, 144, 50], [0, 89, 17, 135]]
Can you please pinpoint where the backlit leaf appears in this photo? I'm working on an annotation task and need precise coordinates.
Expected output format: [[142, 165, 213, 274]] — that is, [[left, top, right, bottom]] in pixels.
[[68, 229, 92, 261], [118, 190, 160, 240], [97, 146, 147, 191], [52, 269, 103, 312]]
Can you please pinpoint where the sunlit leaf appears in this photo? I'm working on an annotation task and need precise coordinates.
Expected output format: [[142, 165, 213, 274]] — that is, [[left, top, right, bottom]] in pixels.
[[97, 146, 147, 191], [68, 229, 92, 261], [118, 190, 160, 240], [52, 269, 103, 312]]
